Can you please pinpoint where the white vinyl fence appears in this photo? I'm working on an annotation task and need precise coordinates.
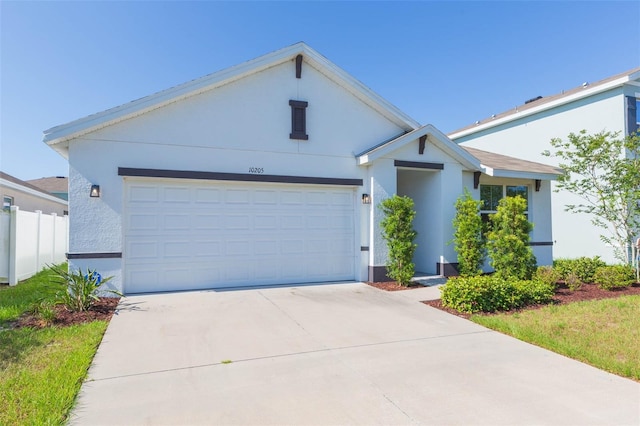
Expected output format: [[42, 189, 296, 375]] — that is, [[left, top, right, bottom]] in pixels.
[[0, 206, 68, 285]]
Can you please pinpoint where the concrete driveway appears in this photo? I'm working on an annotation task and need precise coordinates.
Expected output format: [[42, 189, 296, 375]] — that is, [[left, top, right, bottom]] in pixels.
[[70, 282, 640, 425]]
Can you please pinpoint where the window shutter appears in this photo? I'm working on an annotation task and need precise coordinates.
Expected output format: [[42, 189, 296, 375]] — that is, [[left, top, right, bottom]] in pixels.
[[289, 100, 308, 140]]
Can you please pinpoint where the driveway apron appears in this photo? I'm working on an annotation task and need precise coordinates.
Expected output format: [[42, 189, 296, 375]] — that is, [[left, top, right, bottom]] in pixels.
[[69, 283, 640, 425]]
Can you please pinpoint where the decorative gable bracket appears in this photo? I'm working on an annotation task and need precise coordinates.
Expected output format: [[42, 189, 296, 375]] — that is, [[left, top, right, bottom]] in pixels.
[[418, 135, 427, 155], [473, 171, 482, 189], [295, 54, 303, 79]]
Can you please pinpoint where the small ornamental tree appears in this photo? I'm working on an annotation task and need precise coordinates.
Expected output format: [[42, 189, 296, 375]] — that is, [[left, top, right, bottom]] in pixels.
[[452, 188, 486, 276], [380, 195, 417, 286], [543, 130, 640, 265], [487, 196, 537, 280]]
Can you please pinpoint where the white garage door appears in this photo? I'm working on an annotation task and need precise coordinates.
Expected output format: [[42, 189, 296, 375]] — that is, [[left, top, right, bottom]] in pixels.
[[123, 178, 356, 293]]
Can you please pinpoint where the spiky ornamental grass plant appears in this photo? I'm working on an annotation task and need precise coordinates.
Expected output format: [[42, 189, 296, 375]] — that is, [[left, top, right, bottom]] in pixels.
[[452, 188, 486, 276], [487, 196, 537, 280], [50, 265, 119, 312], [380, 195, 417, 286]]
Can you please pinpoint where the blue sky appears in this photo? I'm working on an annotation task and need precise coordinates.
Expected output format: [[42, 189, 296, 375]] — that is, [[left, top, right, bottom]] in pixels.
[[2, 1, 639, 181]]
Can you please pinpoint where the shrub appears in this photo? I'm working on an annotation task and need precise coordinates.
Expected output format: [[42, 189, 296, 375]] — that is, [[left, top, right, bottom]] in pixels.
[[551, 258, 572, 280], [594, 265, 635, 290], [379, 195, 417, 286], [552, 257, 606, 282], [512, 279, 556, 306], [51, 265, 118, 312], [486, 196, 537, 280], [441, 276, 512, 313], [565, 272, 583, 291], [440, 276, 554, 314], [452, 189, 486, 276], [533, 266, 561, 287]]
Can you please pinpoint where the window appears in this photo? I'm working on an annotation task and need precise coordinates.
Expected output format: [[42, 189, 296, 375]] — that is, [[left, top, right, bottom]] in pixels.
[[3, 196, 13, 212], [480, 184, 529, 228], [289, 100, 308, 140]]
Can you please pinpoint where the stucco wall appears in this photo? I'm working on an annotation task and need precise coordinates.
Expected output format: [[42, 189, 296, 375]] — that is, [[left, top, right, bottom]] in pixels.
[[67, 59, 408, 290], [368, 137, 479, 275], [454, 89, 626, 263]]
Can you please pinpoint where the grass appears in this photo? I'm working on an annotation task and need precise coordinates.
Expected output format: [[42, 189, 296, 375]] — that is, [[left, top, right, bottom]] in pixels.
[[472, 295, 640, 381], [0, 264, 110, 425], [0, 265, 62, 323]]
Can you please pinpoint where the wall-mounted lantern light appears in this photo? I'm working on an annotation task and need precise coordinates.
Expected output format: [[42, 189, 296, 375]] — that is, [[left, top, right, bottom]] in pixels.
[[362, 193, 371, 204], [90, 185, 101, 198]]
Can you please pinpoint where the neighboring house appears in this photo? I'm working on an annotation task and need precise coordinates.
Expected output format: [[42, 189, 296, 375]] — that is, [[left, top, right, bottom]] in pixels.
[[450, 68, 640, 264], [1, 172, 69, 284], [43, 42, 560, 295], [1, 171, 68, 216], [27, 176, 69, 201]]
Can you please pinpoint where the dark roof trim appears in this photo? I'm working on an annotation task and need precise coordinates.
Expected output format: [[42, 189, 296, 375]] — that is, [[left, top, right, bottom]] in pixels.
[[118, 167, 363, 186], [394, 160, 444, 170]]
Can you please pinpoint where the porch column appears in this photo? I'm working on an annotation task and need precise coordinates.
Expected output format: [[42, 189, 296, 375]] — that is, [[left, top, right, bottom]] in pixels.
[[368, 158, 396, 281]]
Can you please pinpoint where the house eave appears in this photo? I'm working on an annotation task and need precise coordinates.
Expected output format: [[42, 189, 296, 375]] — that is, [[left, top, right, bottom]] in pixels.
[[482, 168, 560, 181], [449, 71, 639, 140]]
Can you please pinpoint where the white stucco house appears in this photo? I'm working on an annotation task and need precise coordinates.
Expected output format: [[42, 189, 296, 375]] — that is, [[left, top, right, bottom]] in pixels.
[[43, 43, 560, 294], [450, 68, 640, 264]]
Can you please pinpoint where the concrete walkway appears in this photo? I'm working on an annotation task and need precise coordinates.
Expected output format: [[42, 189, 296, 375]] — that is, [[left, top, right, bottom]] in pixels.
[[70, 282, 640, 425]]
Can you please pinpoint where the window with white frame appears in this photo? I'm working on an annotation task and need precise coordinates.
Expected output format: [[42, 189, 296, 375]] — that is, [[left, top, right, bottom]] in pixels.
[[3, 196, 13, 212], [480, 184, 529, 228]]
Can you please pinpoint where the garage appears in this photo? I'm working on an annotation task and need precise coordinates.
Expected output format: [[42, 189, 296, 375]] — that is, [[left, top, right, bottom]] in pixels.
[[123, 178, 357, 293]]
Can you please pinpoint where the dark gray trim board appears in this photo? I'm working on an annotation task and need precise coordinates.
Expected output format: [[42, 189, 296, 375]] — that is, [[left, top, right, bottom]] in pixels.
[[437, 262, 460, 277], [119, 168, 363, 186], [368, 265, 392, 282], [625, 96, 638, 135], [394, 160, 444, 170], [67, 252, 122, 259]]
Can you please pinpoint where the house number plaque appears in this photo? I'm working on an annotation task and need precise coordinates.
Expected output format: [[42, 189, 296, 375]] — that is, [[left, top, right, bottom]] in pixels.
[[248, 167, 264, 174]]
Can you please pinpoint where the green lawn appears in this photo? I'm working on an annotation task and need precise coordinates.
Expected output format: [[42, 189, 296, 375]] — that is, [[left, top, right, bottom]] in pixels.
[[472, 295, 640, 381], [0, 265, 109, 425]]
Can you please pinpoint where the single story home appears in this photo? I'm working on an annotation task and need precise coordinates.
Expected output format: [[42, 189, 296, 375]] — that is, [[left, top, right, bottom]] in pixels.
[[44, 42, 560, 294]]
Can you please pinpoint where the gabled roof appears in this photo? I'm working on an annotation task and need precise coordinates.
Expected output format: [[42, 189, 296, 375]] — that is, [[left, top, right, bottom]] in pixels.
[[356, 125, 562, 180], [43, 42, 421, 156], [449, 67, 640, 139], [357, 124, 482, 170], [462, 147, 563, 180], [26, 176, 68, 194]]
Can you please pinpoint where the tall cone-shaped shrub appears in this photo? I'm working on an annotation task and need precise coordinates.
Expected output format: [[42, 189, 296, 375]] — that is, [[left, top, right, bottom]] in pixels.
[[380, 195, 417, 286], [487, 195, 537, 280], [452, 188, 486, 276]]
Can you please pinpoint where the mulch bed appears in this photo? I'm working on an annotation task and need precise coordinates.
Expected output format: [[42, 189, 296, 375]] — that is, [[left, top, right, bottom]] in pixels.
[[14, 281, 640, 327], [366, 279, 640, 318], [422, 282, 640, 319], [15, 297, 120, 329], [366, 281, 428, 291]]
